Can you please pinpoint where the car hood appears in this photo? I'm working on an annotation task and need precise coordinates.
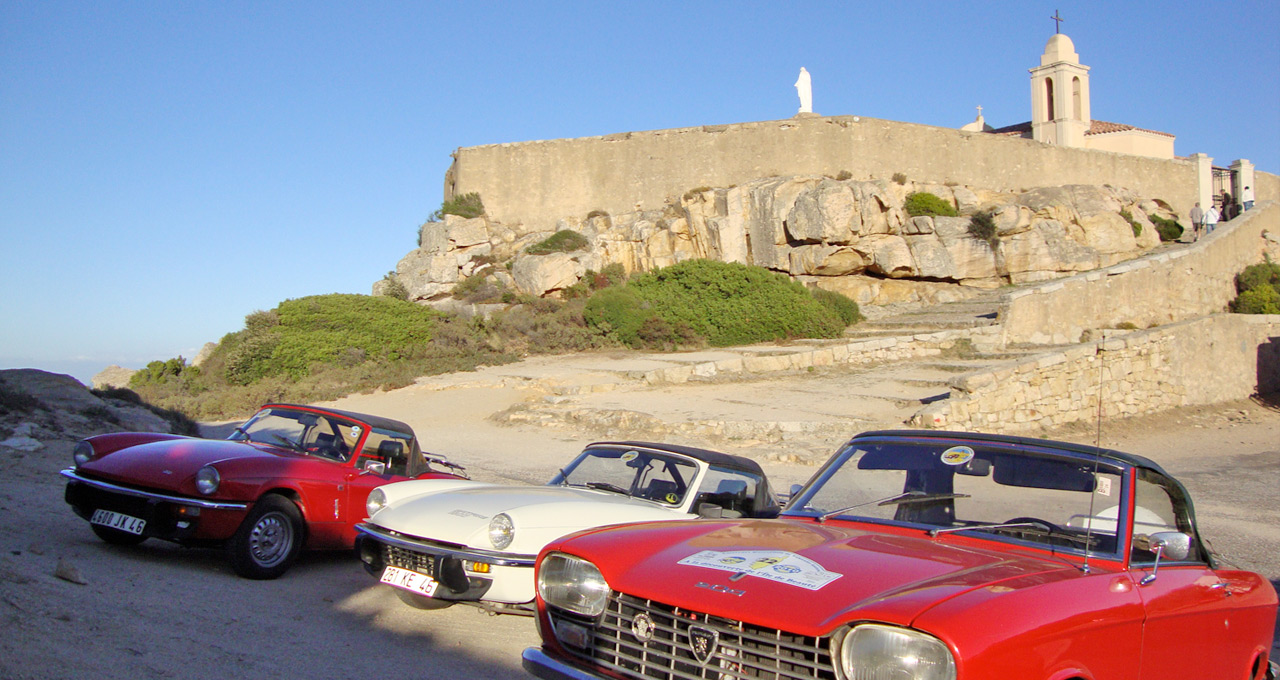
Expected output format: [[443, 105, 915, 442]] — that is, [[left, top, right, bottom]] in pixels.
[[370, 484, 687, 554], [556, 518, 1082, 636], [77, 438, 295, 493]]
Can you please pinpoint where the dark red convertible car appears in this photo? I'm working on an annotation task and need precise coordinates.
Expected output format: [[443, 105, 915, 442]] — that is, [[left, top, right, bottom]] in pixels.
[[523, 430, 1278, 680], [62, 403, 466, 579]]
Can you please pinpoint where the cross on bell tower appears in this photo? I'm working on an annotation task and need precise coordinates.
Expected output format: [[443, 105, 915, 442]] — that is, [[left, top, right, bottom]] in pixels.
[[1051, 10, 1064, 34]]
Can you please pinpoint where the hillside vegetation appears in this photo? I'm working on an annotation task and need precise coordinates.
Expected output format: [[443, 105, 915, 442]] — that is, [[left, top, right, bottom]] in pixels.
[[130, 260, 860, 419]]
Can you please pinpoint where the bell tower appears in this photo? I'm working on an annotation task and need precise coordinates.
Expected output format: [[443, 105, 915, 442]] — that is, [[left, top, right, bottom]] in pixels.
[[1029, 22, 1091, 147]]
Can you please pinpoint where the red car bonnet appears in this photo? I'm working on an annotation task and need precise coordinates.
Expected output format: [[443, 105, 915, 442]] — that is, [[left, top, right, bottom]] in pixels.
[[80, 438, 289, 492], [554, 518, 1086, 636]]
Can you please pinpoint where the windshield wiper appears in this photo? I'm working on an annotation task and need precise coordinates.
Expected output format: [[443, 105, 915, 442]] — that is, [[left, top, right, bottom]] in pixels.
[[584, 482, 631, 496], [269, 434, 305, 452], [929, 521, 1095, 547], [815, 491, 970, 523]]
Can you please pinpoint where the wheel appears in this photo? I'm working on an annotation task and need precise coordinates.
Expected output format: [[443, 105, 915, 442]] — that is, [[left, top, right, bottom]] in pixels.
[[394, 589, 454, 610], [91, 523, 148, 546], [1003, 516, 1063, 533], [228, 495, 303, 579]]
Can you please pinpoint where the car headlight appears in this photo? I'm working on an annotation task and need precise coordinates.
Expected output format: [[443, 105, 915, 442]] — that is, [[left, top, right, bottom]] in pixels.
[[537, 552, 610, 617], [73, 440, 95, 466], [366, 488, 387, 517], [835, 624, 955, 680], [194, 466, 220, 495], [489, 513, 514, 550]]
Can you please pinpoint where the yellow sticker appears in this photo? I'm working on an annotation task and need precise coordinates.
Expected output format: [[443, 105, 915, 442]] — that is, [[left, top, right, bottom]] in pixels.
[[665, 492, 679, 504], [620, 451, 639, 462], [940, 446, 975, 466]]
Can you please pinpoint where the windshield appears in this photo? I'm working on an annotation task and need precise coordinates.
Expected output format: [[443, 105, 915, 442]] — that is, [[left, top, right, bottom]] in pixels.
[[786, 440, 1127, 557], [550, 447, 700, 506], [229, 407, 363, 462]]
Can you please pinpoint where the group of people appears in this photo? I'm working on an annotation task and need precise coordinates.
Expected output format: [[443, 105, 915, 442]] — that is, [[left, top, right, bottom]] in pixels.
[[1187, 185, 1255, 240]]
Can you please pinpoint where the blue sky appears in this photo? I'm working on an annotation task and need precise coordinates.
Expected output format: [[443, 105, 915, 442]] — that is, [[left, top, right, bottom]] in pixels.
[[3, 1, 1277, 385]]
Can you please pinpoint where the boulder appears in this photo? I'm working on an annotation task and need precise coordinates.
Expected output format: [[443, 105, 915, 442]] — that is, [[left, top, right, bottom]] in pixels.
[[512, 253, 585, 296]]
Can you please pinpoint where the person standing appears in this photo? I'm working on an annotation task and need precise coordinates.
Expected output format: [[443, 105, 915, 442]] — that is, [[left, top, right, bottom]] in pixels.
[[1242, 185, 1255, 211], [1189, 202, 1204, 240], [1203, 204, 1220, 233]]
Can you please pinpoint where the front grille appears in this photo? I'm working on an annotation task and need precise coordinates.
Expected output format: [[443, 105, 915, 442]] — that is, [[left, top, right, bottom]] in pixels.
[[552, 592, 836, 680], [384, 543, 436, 574]]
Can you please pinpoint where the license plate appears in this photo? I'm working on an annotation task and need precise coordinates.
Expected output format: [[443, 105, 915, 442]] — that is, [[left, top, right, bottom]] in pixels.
[[90, 509, 146, 535], [380, 565, 439, 597]]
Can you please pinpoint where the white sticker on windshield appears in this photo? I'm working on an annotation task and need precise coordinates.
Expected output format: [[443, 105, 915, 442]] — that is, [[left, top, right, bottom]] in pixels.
[[1096, 477, 1112, 497], [678, 550, 842, 590], [940, 446, 974, 466], [350, 426, 362, 438]]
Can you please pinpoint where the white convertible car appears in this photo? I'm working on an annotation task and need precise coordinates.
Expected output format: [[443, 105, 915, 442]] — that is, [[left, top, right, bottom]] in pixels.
[[354, 441, 779, 614]]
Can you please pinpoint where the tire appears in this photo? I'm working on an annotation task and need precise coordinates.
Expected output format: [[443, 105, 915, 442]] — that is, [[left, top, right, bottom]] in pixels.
[[228, 495, 303, 579], [394, 589, 454, 610], [91, 523, 148, 546]]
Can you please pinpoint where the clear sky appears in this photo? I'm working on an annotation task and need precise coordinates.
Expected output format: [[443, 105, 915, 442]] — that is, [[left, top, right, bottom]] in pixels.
[[3, 1, 1278, 385]]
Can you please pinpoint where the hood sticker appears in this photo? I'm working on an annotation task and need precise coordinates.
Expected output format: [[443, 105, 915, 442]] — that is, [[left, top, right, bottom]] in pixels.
[[678, 550, 842, 590], [940, 446, 974, 466]]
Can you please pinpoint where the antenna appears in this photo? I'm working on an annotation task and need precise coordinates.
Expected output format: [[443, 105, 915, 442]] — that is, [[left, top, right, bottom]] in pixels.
[[1080, 332, 1106, 574]]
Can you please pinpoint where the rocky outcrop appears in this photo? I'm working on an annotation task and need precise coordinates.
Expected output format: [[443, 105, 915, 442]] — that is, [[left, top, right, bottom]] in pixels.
[[0, 369, 178, 451], [381, 178, 1182, 307]]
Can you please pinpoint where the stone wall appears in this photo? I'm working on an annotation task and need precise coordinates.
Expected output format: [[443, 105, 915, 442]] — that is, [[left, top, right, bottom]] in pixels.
[[999, 202, 1279, 345], [917, 314, 1280, 433], [447, 115, 1203, 232]]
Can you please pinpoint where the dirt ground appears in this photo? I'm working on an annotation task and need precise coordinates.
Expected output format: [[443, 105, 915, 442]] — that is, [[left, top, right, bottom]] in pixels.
[[1, 380, 1277, 679]]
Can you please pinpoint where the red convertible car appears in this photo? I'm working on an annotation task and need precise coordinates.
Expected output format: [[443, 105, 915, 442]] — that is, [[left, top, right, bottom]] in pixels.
[[523, 430, 1278, 680], [62, 403, 466, 579]]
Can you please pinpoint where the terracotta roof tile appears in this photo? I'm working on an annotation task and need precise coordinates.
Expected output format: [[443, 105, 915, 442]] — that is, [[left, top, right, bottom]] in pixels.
[[984, 120, 1173, 139]]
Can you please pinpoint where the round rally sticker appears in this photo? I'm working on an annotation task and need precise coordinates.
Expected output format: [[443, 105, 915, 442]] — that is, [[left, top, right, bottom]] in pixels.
[[940, 446, 975, 466], [620, 451, 639, 462]]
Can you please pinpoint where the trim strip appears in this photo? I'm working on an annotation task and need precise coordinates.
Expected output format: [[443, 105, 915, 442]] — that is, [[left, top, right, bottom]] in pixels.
[[60, 468, 250, 510], [355, 522, 537, 567]]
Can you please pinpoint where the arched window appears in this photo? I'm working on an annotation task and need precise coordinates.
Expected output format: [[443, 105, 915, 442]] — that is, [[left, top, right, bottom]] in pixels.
[[1072, 77, 1082, 120], [1045, 77, 1056, 120]]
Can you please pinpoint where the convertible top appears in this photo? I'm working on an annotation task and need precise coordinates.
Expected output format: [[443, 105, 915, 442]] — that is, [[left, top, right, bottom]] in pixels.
[[588, 441, 765, 476], [851, 429, 1170, 477], [262, 403, 417, 440]]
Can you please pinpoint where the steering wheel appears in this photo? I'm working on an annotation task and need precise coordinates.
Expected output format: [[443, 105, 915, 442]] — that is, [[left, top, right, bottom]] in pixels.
[[1003, 516, 1063, 533]]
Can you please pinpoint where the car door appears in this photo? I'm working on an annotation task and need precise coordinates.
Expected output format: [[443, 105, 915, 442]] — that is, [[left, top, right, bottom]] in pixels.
[[342, 429, 417, 537], [1130, 470, 1238, 679]]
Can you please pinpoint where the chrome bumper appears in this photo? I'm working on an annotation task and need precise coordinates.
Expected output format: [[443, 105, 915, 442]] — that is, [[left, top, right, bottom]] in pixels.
[[354, 522, 537, 567], [521, 648, 604, 680], [60, 468, 249, 510]]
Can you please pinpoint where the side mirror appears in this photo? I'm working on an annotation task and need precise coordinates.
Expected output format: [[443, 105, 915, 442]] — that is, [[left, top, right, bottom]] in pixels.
[[362, 460, 387, 476], [696, 502, 724, 519], [1149, 531, 1192, 561]]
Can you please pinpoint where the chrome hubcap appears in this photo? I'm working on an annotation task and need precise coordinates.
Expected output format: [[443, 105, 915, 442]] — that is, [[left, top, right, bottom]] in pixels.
[[248, 512, 293, 567]]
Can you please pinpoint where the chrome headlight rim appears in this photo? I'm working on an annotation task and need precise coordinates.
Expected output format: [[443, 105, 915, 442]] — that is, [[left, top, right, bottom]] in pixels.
[[366, 488, 388, 517], [73, 440, 95, 466], [488, 512, 514, 550], [194, 466, 221, 496], [537, 552, 609, 618], [832, 623, 956, 680]]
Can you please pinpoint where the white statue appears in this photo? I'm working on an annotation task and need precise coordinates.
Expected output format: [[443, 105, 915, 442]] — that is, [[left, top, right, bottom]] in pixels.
[[794, 67, 812, 114]]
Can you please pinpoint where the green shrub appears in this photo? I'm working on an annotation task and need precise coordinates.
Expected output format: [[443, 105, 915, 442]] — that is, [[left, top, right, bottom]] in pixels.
[[1231, 285, 1280, 314], [967, 210, 998, 247], [527, 230, 589, 255], [1120, 210, 1142, 237], [452, 272, 506, 303], [1235, 261, 1280, 293], [904, 192, 957, 217], [431, 192, 484, 220], [891, 172, 908, 185], [1148, 214, 1184, 242], [811, 288, 863, 325], [379, 271, 409, 300], [130, 357, 196, 387], [588, 260, 848, 348]]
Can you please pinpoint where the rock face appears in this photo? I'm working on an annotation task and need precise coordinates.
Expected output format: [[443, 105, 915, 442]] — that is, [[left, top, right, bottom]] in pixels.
[[381, 179, 1183, 307], [0, 369, 177, 450]]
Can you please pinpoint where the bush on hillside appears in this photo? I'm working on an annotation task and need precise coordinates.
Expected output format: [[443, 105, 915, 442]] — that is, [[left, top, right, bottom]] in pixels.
[[586, 260, 850, 348], [967, 210, 998, 248], [811, 288, 863, 325], [904, 192, 957, 217], [527, 230, 590, 255], [431, 192, 484, 220], [1149, 214, 1183, 242]]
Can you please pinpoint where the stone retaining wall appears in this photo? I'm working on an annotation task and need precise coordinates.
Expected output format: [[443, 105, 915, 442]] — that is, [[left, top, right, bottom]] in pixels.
[[918, 314, 1280, 433], [999, 202, 1279, 345]]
